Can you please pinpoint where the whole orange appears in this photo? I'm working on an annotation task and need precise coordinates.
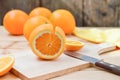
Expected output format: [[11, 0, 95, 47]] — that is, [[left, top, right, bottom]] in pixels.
[[23, 16, 51, 40], [29, 7, 52, 19], [3, 9, 29, 35], [49, 9, 76, 34]]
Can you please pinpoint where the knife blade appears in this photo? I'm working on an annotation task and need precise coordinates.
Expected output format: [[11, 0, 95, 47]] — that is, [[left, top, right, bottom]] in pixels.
[[64, 51, 120, 75]]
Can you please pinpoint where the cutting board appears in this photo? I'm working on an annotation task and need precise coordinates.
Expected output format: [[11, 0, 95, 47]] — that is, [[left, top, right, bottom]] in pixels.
[[11, 43, 116, 80]]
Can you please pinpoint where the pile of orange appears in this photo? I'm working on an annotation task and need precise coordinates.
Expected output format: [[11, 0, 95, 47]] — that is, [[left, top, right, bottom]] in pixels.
[[3, 7, 76, 35], [1, 7, 84, 76], [3, 7, 83, 60]]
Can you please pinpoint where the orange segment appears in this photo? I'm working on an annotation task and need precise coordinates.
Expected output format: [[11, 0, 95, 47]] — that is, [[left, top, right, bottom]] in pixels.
[[0, 56, 14, 76], [29, 24, 66, 60], [65, 40, 84, 51]]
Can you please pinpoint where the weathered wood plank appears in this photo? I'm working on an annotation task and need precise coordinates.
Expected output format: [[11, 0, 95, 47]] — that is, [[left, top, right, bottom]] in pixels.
[[83, 0, 120, 27], [0, 0, 119, 27], [42, 0, 83, 26], [115, 7, 120, 26], [0, 0, 40, 25]]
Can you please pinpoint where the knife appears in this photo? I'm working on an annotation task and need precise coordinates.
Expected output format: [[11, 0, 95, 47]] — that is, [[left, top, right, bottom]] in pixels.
[[64, 51, 120, 75]]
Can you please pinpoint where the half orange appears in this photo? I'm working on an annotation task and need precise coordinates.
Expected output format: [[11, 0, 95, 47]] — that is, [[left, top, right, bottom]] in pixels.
[[65, 40, 84, 51], [29, 24, 66, 60], [0, 56, 14, 76]]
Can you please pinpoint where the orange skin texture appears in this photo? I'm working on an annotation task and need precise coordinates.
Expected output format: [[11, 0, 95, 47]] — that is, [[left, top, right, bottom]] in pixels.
[[23, 16, 51, 40], [29, 7, 52, 19], [3, 10, 29, 35], [50, 9, 76, 34], [29, 24, 66, 60]]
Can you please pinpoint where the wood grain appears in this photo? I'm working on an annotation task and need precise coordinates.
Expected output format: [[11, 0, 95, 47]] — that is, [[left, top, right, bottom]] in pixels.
[[0, 72, 21, 80], [0, 26, 120, 80], [11, 49, 89, 80], [50, 50, 120, 80], [83, 0, 120, 27]]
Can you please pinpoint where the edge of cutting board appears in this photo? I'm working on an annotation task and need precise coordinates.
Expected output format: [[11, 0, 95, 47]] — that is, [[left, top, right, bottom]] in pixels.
[[11, 63, 90, 80]]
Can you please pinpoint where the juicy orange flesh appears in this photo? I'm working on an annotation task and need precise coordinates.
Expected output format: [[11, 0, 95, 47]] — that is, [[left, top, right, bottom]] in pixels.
[[36, 33, 61, 55], [0, 57, 11, 69], [66, 41, 83, 46]]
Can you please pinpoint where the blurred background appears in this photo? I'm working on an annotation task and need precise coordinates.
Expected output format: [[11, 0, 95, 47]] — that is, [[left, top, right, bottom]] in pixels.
[[0, 0, 120, 27]]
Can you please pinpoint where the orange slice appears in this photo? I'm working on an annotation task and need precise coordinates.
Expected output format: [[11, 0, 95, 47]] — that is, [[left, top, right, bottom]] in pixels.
[[65, 40, 84, 51], [29, 24, 66, 60], [0, 56, 14, 76]]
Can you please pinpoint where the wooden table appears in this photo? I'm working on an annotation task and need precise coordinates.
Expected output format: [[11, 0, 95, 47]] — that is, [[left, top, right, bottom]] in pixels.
[[0, 26, 120, 80]]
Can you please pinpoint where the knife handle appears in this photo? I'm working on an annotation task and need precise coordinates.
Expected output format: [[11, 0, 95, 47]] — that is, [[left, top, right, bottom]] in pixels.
[[95, 61, 120, 75]]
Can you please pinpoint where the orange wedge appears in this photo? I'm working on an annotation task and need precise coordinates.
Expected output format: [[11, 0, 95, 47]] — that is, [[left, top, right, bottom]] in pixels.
[[65, 40, 84, 51], [0, 56, 14, 76]]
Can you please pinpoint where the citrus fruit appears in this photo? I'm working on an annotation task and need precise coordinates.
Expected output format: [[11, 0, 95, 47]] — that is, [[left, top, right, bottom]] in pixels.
[[0, 56, 14, 76], [29, 24, 66, 60], [49, 9, 76, 34], [65, 40, 84, 51], [3, 9, 29, 35], [73, 27, 105, 43], [29, 7, 52, 19], [23, 16, 51, 40]]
